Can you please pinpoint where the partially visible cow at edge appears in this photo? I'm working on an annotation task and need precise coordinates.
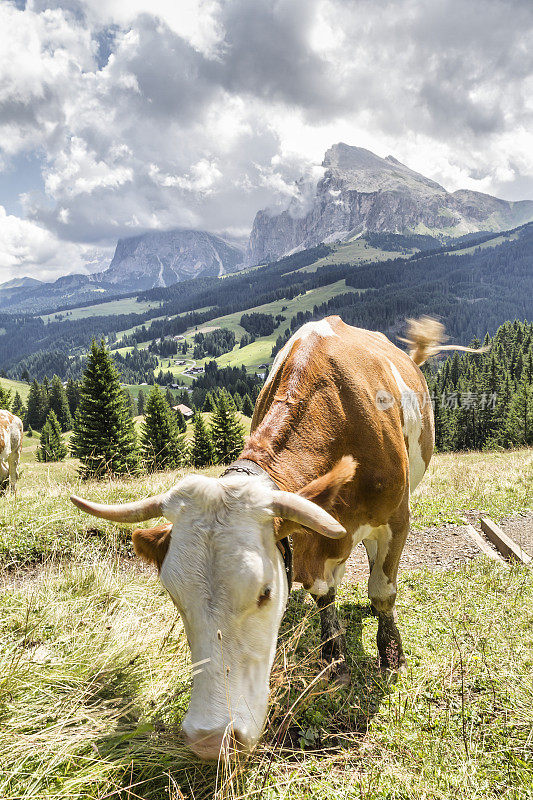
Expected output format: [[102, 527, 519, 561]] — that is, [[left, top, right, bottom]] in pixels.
[[0, 410, 23, 492], [71, 316, 483, 760]]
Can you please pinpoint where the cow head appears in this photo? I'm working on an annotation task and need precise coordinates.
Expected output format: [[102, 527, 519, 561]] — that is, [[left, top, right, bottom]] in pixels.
[[70, 472, 347, 759]]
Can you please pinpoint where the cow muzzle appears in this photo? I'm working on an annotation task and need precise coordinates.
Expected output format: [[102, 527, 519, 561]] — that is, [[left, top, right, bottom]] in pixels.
[[183, 721, 253, 760]]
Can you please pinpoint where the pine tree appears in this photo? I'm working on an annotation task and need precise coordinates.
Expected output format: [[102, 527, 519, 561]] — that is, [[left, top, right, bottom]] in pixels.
[[242, 394, 254, 417], [66, 378, 81, 418], [123, 390, 136, 418], [37, 409, 68, 462], [12, 391, 25, 418], [70, 340, 139, 478], [189, 411, 215, 467], [137, 389, 145, 416], [41, 376, 50, 404], [49, 375, 73, 431], [174, 406, 187, 433], [26, 424, 33, 438], [0, 382, 12, 411], [25, 380, 48, 429], [203, 392, 215, 412], [210, 392, 245, 465], [503, 381, 532, 446], [140, 386, 186, 471]]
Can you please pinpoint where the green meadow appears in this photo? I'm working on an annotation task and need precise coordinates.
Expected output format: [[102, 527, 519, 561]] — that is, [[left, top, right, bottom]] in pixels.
[[1, 447, 532, 799]]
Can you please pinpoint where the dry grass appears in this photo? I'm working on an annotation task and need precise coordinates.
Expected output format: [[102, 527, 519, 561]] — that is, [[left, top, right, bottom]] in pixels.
[[1, 559, 532, 799], [411, 448, 533, 528]]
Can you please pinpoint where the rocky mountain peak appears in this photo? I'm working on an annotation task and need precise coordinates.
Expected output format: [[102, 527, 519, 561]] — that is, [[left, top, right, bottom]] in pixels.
[[246, 143, 533, 265], [321, 142, 445, 194]]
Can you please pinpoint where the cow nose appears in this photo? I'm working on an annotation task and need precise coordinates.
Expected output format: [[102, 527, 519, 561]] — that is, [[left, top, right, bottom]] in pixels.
[[183, 723, 252, 760]]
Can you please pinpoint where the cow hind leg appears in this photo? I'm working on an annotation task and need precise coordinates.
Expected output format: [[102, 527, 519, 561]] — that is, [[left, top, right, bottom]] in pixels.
[[8, 450, 19, 493], [312, 585, 350, 685], [366, 498, 409, 672]]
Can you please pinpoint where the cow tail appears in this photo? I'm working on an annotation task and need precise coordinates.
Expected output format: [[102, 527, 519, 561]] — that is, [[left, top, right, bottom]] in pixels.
[[400, 316, 489, 366]]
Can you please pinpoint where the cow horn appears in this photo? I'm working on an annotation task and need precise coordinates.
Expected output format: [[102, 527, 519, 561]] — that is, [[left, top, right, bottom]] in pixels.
[[271, 491, 346, 539], [70, 493, 166, 523]]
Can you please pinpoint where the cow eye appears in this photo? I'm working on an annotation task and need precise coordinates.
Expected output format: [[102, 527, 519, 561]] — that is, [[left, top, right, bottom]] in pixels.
[[257, 586, 271, 607]]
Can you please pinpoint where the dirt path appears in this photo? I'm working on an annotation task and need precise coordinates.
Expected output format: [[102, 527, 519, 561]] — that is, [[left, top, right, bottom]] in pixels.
[[344, 512, 533, 584], [343, 524, 482, 583], [499, 513, 533, 558]]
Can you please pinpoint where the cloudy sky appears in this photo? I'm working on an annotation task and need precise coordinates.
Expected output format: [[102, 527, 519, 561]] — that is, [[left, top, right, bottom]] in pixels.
[[1, 0, 532, 282]]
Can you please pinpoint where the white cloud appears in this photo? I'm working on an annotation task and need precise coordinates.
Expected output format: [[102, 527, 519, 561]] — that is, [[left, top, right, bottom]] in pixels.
[[0, 205, 111, 282], [44, 137, 134, 196], [0, 0, 532, 279]]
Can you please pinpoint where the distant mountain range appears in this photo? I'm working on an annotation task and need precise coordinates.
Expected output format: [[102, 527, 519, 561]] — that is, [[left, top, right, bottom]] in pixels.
[[103, 229, 244, 290], [1, 221, 532, 378], [0, 273, 119, 315], [0, 230, 245, 313], [2, 142, 533, 313], [247, 143, 533, 264]]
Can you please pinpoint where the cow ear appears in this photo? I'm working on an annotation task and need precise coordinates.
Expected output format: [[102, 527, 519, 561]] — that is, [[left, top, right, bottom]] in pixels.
[[298, 456, 357, 510], [132, 523, 172, 570]]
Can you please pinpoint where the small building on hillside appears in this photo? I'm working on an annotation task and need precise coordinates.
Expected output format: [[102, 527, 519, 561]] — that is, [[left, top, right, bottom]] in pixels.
[[173, 403, 194, 419]]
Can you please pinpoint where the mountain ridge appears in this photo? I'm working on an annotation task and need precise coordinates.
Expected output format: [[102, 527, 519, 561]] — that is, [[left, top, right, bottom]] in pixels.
[[247, 143, 533, 264]]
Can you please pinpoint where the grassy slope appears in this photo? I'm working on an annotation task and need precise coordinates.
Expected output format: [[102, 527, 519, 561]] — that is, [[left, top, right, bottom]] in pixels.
[[121, 279, 356, 381], [0, 377, 32, 403], [202, 279, 355, 371], [446, 229, 521, 257], [40, 296, 163, 323], [115, 306, 214, 346], [295, 237, 411, 272], [1, 446, 531, 567], [1, 448, 532, 799]]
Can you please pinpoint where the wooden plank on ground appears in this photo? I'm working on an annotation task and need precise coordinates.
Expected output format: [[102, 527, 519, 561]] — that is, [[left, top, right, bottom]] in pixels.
[[480, 516, 532, 564], [463, 524, 506, 564]]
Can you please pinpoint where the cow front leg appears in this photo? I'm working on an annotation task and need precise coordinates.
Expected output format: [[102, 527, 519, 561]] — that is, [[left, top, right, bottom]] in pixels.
[[369, 557, 405, 671], [367, 498, 409, 672], [313, 587, 350, 685]]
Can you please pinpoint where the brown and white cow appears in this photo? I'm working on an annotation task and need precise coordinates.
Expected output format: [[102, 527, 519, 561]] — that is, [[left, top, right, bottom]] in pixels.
[[71, 316, 480, 759], [0, 410, 23, 492]]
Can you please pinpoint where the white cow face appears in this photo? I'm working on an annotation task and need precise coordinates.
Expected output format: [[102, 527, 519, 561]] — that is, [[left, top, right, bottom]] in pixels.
[[70, 463, 351, 760], [158, 475, 289, 759]]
